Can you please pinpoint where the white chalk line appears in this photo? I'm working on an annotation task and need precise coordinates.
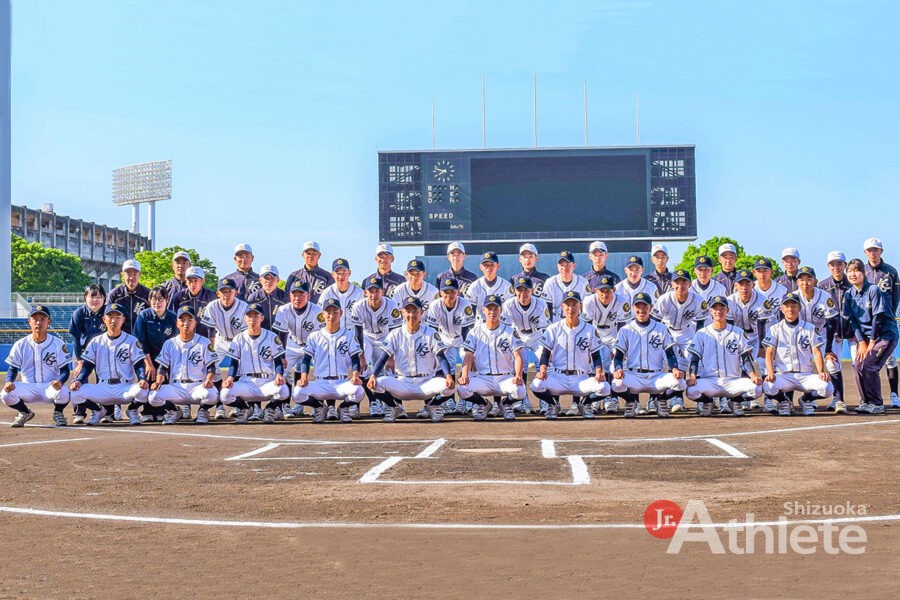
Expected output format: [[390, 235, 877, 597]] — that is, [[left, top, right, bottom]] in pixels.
[[0, 437, 95, 449], [1, 505, 897, 530], [358, 456, 403, 483], [414, 438, 446, 458], [706, 438, 749, 458], [224, 442, 280, 461]]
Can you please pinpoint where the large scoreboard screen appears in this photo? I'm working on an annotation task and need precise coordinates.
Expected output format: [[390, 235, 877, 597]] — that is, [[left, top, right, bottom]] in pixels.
[[378, 146, 696, 245]]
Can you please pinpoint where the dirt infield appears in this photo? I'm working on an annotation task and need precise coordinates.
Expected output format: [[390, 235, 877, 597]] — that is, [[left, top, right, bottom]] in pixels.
[[1, 365, 898, 599]]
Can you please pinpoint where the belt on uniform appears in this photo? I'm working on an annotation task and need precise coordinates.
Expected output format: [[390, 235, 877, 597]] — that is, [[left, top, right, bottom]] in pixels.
[[320, 375, 344, 380], [743, 328, 754, 334], [629, 369, 656, 374], [244, 372, 271, 378], [481, 372, 514, 377], [404, 373, 435, 378], [176, 379, 200, 383], [101, 378, 123, 384], [559, 369, 586, 376], [520, 328, 535, 334]]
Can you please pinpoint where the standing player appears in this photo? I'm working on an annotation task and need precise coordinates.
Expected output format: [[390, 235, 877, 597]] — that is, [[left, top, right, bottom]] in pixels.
[[284, 241, 335, 304], [133, 286, 177, 422], [424, 277, 476, 415], [530, 291, 611, 419], [273, 281, 325, 418], [227, 243, 262, 300], [726, 269, 770, 412], [435, 242, 478, 297], [611, 292, 686, 419], [646, 244, 673, 296], [393, 259, 440, 312], [714, 243, 739, 294], [819, 251, 853, 412], [862, 238, 900, 407], [108, 259, 150, 334], [753, 258, 789, 332], [201, 277, 250, 418], [246, 265, 289, 331], [583, 241, 621, 291], [542, 251, 592, 321], [364, 243, 406, 299], [512, 243, 551, 295], [615, 256, 657, 304], [466, 252, 514, 319], [457, 295, 527, 421], [67, 284, 108, 424], [579, 274, 632, 414], [162, 250, 191, 301], [2, 305, 71, 427], [168, 267, 216, 333], [776, 248, 801, 292], [501, 275, 551, 415], [690, 256, 727, 316], [320, 259, 365, 328]]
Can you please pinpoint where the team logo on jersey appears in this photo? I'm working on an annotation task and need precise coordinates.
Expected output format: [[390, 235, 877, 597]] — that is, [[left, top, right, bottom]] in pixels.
[[725, 339, 739, 354], [208, 342, 216, 352], [274, 337, 283, 346], [763, 300, 773, 310], [464, 305, 474, 316], [648, 333, 663, 349], [189, 349, 204, 366], [576, 336, 591, 351], [497, 338, 511, 352], [317, 313, 326, 323], [878, 278, 891, 293], [303, 321, 315, 332], [415, 342, 431, 357], [390, 308, 401, 319], [377, 316, 389, 327], [529, 315, 542, 326], [813, 306, 826, 320], [798, 335, 811, 350], [683, 309, 697, 321], [700, 301, 708, 311], [259, 345, 273, 360], [42, 352, 57, 367], [313, 279, 327, 296], [826, 298, 835, 308], [544, 308, 551, 317], [336, 340, 350, 355], [230, 316, 242, 329], [115, 346, 131, 363], [62, 344, 70, 354], [164, 327, 173, 336]]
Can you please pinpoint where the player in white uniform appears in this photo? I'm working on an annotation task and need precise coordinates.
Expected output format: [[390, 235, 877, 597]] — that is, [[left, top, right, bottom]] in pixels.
[[541, 251, 592, 321], [2, 305, 72, 427], [685, 295, 763, 416], [762, 292, 833, 416], [501, 275, 551, 415], [753, 257, 789, 332], [465, 252, 514, 320], [349, 275, 403, 417], [457, 295, 526, 421], [615, 255, 658, 303], [148, 306, 220, 424], [367, 296, 455, 423], [272, 280, 325, 419], [424, 277, 476, 415], [611, 292, 687, 419], [392, 259, 440, 312], [651, 268, 709, 413], [726, 269, 770, 412], [580, 275, 632, 414], [69, 303, 150, 425], [690, 256, 727, 320], [201, 277, 251, 418], [220, 303, 289, 424], [293, 298, 365, 424], [531, 291, 611, 419], [319, 258, 365, 328]]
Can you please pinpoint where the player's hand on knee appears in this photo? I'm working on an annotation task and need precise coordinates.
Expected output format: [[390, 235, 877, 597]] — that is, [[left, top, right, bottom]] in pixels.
[[274, 374, 285, 386], [350, 371, 362, 385], [202, 375, 215, 389], [513, 373, 523, 386], [536, 365, 548, 381], [50, 380, 62, 391], [614, 368, 624, 380], [594, 368, 604, 382], [297, 373, 308, 387], [366, 375, 377, 390], [223, 376, 235, 389], [672, 368, 684, 380], [458, 371, 469, 386], [687, 374, 696, 386], [825, 352, 838, 365], [765, 372, 776, 383], [820, 371, 830, 382], [749, 373, 762, 385], [138, 380, 149, 390], [445, 374, 455, 390], [69, 381, 81, 391], [3, 382, 14, 393]]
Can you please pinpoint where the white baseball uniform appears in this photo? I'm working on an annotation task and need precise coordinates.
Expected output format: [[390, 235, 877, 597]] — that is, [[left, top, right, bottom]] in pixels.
[[761, 320, 833, 398], [424, 297, 476, 366], [149, 334, 220, 407], [271, 302, 325, 372], [373, 324, 452, 400], [541, 274, 592, 320], [1, 334, 72, 406], [319, 283, 365, 328], [685, 324, 762, 400], [651, 290, 709, 370], [615, 278, 658, 303], [200, 298, 249, 356], [530, 320, 611, 397], [220, 329, 289, 404], [392, 281, 440, 312], [458, 323, 526, 401], [465, 277, 514, 321], [291, 327, 364, 405], [70, 332, 149, 405], [611, 320, 686, 395], [580, 292, 632, 371], [349, 297, 403, 371]]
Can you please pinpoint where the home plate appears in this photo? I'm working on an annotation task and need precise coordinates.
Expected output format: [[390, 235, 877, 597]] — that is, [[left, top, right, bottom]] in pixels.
[[455, 448, 522, 453]]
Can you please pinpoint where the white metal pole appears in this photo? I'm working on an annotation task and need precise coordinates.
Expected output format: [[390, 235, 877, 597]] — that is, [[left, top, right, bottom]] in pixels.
[[636, 91, 641, 144], [533, 73, 538, 147], [131, 204, 140, 235], [0, 0, 11, 316], [481, 75, 486, 149], [583, 80, 589, 147], [148, 202, 156, 251]]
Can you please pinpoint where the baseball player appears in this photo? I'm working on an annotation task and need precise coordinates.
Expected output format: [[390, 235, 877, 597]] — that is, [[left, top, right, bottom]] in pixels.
[[465, 252, 514, 319], [611, 292, 687, 419], [284, 241, 335, 304], [542, 251, 592, 322], [819, 251, 852, 413], [2, 305, 72, 427], [844, 257, 899, 414], [646, 244, 673, 296], [501, 275, 551, 415], [714, 243, 739, 294], [615, 256, 658, 303], [367, 296, 455, 423], [580, 274, 632, 415], [583, 241, 621, 291], [320, 258, 365, 329], [148, 306, 219, 424], [762, 292, 833, 416], [67, 284, 109, 423], [726, 269, 770, 412], [349, 275, 403, 417], [201, 277, 250, 418], [68, 303, 150, 425], [753, 258, 789, 329], [530, 291, 611, 419], [272, 280, 325, 418], [685, 295, 763, 416], [364, 243, 406, 299], [776, 248, 801, 292], [691, 256, 727, 315], [246, 264, 289, 331], [393, 259, 440, 312], [651, 268, 708, 413], [436, 242, 478, 297], [862, 238, 900, 407], [292, 298, 365, 424], [512, 243, 551, 295], [457, 295, 527, 421], [424, 277, 476, 415], [220, 303, 289, 424], [108, 259, 150, 334], [162, 250, 191, 302], [226, 243, 262, 300], [133, 286, 177, 422], [168, 267, 216, 337], [796, 266, 841, 414]]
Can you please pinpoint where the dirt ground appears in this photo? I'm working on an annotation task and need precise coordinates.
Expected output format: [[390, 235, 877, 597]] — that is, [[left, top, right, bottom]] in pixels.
[[0, 364, 898, 599]]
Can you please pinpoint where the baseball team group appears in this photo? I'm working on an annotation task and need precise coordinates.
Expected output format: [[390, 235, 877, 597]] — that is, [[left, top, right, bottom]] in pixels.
[[3, 236, 898, 428]]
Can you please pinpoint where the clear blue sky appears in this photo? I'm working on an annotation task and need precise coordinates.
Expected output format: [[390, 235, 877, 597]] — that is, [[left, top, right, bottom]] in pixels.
[[11, 0, 900, 278]]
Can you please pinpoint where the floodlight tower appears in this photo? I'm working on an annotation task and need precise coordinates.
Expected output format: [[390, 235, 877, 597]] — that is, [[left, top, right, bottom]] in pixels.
[[112, 160, 171, 250]]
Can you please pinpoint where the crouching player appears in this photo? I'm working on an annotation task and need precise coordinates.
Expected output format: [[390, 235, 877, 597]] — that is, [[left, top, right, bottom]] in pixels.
[[685, 295, 763, 417], [148, 306, 219, 424]]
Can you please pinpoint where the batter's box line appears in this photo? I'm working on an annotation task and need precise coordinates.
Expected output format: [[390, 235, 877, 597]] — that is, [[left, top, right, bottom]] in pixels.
[[541, 438, 749, 460], [224, 438, 447, 462]]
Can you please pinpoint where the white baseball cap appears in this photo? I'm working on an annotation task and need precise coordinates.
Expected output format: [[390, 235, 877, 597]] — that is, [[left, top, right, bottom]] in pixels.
[[864, 237, 883, 250], [186, 266, 206, 279], [302, 241, 321, 253], [589, 241, 608, 253], [172, 251, 191, 262], [447, 242, 466, 254], [651, 244, 668, 257], [234, 243, 253, 255], [781, 247, 800, 260], [121, 259, 141, 272], [375, 243, 394, 256], [826, 251, 847, 264], [718, 243, 737, 256], [259, 264, 278, 277], [519, 243, 538, 256]]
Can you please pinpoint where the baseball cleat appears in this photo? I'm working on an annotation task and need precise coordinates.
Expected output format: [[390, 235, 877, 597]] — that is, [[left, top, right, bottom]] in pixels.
[[502, 403, 516, 421], [213, 405, 227, 420], [72, 414, 85, 425], [801, 400, 816, 416], [778, 400, 792, 416], [339, 407, 354, 423], [416, 407, 431, 419], [163, 410, 179, 425], [234, 408, 252, 424], [312, 405, 327, 424], [472, 404, 487, 421], [698, 402, 712, 417], [10, 411, 35, 428], [52, 411, 68, 427], [834, 400, 848, 414], [489, 402, 504, 418], [891, 392, 900, 408], [624, 402, 637, 419], [263, 407, 276, 424], [248, 405, 263, 421], [87, 407, 107, 426], [126, 408, 142, 425], [545, 403, 559, 420], [180, 404, 191, 420], [580, 402, 596, 420], [604, 400, 619, 414], [670, 402, 683, 414], [195, 407, 210, 424], [763, 398, 778, 414], [382, 406, 398, 423], [113, 405, 122, 421], [854, 403, 884, 415], [430, 405, 445, 423], [731, 400, 745, 417], [325, 405, 338, 421]]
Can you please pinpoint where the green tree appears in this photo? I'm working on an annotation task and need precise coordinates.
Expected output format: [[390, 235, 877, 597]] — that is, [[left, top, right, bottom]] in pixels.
[[674, 236, 783, 277], [133, 246, 218, 290], [11, 234, 91, 292]]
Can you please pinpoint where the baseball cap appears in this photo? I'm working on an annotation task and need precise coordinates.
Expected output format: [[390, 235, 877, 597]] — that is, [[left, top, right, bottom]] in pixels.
[[672, 268, 692, 281], [447, 242, 466, 254], [406, 259, 425, 272], [557, 251, 575, 264], [864, 237, 883, 251], [651, 244, 668, 257], [594, 275, 615, 290], [439, 277, 459, 291], [480, 251, 499, 264], [172, 251, 191, 262], [781, 247, 800, 260], [561, 290, 582, 303], [245, 303, 263, 315], [483, 294, 503, 307], [217, 277, 237, 291], [331, 258, 350, 271], [782, 292, 801, 305], [289, 281, 311, 293], [519, 243, 538, 256], [234, 243, 253, 255], [321, 298, 342, 311], [589, 241, 608, 254], [29, 305, 50, 317], [735, 269, 755, 283], [625, 255, 643, 268], [514, 276, 534, 290], [709, 295, 729, 308], [694, 256, 713, 269], [122, 259, 141, 272], [401, 296, 423, 309], [186, 266, 205, 280], [826, 251, 847, 264], [632, 292, 653, 306], [375, 243, 394, 256], [104, 303, 125, 316], [364, 276, 383, 290], [718, 243, 737, 256], [798, 266, 817, 278], [302, 241, 321, 253], [176, 305, 197, 319], [259, 264, 279, 277], [753, 258, 773, 270]]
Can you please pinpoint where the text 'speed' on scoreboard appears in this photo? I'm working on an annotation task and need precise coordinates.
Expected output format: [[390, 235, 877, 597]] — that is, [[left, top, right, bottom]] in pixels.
[[378, 146, 696, 246]]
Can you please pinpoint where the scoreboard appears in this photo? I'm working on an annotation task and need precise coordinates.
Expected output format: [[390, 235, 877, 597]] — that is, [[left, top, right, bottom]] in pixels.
[[378, 146, 696, 245]]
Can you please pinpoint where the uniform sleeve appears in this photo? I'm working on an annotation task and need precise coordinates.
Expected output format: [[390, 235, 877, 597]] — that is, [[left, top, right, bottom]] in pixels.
[[686, 332, 704, 358], [347, 333, 362, 357], [381, 333, 397, 358], [156, 341, 173, 369], [423, 305, 439, 328], [200, 304, 216, 328], [58, 340, 73, 367], [461, 330, 479, 354], [661, 327, 676, 350], [650, 300, 663, 322], [271, 334, 286, 359], [131, 338, 146, 364], [348, 303, 364, 327], [430, 332, 448, 354], [761, 326, 777, 349], [509, 332, 524, 352], [81, 338, 98, 364], [203, 340, 220, 366], [272, 307, 288, 333], [613, 328, 629, 355], [460, 302, 476, 328], [538, 328, 555, 352], [387, 305, 403, 329], [5, 340, 22, 369], [226, 339, 242, 361], [822, 295, 839, 320], [811, 328, 825, 349], [696, 298, 710, 323]]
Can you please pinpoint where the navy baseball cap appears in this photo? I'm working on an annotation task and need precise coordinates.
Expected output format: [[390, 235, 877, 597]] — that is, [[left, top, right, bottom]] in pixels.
[[672, 269, 692, 282], [632, 292, 653, 306], [798, 266, 817, 278], [561, 290, 582, 303], [709, 295, 729, 308], [402, 296, 423, 309], [439, 277, 459, 291], [735, 269, 755, 283], [625, 255, 643, 268], [217, 277, 237, 291], [104, 303, 125, 316], [245, 303, 264, 315], [29, 305, 50, 317], [406, 259, 425, 272], [782, 292, 801, 305], [594, 275, 615, 290], [331, 258, 350, 271], [514, 276, 534, 290], [557, 251, 575, 264], [322, 298, 342, 310], [694, 255, 713, 269], [480, 252, 499, 265], [289, 280, 311, 293], [364, 276, 383, 290], [753, 258, 773, 270], [483, 294, 503, 307], [176, 305, 197, 318]]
